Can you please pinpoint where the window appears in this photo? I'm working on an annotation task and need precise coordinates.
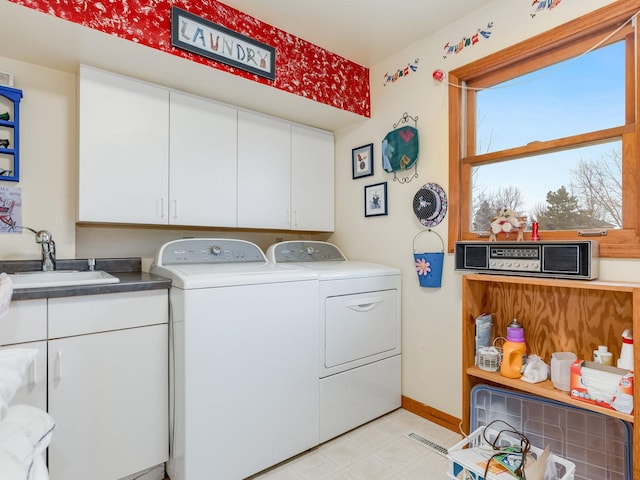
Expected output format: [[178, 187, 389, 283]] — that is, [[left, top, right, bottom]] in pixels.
[[448, 0, 640, 258]]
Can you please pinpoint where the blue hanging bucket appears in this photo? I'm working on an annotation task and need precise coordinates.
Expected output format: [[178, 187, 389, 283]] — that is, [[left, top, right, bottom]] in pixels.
[[413, 229, 444, 288]]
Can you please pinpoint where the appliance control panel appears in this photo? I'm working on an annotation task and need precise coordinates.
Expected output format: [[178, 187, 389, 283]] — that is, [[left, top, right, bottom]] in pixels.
[[268, 241, 346, 263], [154, 238, 267, 265]]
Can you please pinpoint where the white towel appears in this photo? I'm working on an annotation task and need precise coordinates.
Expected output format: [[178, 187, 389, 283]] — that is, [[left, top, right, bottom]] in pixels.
[[0, 273, 13, 320]]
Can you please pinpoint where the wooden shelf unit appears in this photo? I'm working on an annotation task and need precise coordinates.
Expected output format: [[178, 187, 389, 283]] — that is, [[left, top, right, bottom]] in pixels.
[[461, 274, 639, 477]]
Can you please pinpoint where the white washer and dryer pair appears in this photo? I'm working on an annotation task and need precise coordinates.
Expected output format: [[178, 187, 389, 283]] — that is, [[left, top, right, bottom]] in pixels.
[[266, 241, 402, 443], [151, 238, 401, 480]]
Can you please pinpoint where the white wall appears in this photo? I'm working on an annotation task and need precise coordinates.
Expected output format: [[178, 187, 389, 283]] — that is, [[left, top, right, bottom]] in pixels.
[[331, 0, 633, 418], [0, 58, 77, 259]]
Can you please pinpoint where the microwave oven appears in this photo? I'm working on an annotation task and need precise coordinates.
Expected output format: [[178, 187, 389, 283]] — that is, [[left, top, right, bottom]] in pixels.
[[454, 240, 598, 280]]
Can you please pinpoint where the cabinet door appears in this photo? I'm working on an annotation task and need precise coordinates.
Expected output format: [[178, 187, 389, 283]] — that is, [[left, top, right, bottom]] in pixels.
[[291, 125, 334, 231], [237, 111, 291, 229], [47, 325, 168, 480], [169, 92, 237, 227], [78, 65, 169, 224], [1, 341, 47, 411]]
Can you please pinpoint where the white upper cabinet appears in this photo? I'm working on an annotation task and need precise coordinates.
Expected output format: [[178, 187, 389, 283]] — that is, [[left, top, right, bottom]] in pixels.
[[78, 65, 169, 224], [237, 111, 292, 230], [291, 125, 334, 231], [169, 92, 237, 227], [78, 67, 334, 231]]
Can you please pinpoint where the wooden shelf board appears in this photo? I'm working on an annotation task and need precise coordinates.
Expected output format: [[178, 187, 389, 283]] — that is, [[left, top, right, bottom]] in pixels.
[[467, 366, 634, 423], [463, 273, 640, 292]]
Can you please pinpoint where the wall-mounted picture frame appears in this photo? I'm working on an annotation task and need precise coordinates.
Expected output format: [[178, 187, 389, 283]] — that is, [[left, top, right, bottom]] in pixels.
[[364, 182, 388, 217], [352, 143, 374, 179], [171, 6, 276, 81]]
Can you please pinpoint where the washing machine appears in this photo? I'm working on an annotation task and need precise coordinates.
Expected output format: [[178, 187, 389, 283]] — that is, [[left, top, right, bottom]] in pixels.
[[151, 238, 319, 480], [266, 240, 401, 443]]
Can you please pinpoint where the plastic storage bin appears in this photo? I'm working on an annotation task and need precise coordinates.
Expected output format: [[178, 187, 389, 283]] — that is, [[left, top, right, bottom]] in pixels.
[[471, 385, 631, 480], [448, 426, 575, 480]]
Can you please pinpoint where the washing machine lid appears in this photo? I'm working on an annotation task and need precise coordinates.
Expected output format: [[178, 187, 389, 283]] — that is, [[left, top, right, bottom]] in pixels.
[[151, 262, 316, 288], [293, 260, 400, 280], [150, 238, 317, 288]]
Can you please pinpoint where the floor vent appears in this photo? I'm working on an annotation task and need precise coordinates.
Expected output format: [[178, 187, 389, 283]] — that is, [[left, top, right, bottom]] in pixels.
[[406, 432, 449, 457]]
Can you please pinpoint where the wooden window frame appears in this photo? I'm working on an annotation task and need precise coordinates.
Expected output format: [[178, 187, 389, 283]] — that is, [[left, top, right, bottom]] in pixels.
[[448, 0, 640, 258]]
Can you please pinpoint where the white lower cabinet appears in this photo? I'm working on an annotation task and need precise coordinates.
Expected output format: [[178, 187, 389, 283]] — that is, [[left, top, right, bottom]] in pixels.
[[0, 299, 47, 410], [48, 324, 168, 480], [4, 291, 169, 480]]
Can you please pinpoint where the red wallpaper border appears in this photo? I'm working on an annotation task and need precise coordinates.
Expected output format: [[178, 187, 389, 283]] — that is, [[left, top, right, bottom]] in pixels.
[[11, 0, 370, 117]]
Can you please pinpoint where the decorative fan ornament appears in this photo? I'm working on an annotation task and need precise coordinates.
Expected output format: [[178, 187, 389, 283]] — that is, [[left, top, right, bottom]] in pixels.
[[413, 183, 448, 227]]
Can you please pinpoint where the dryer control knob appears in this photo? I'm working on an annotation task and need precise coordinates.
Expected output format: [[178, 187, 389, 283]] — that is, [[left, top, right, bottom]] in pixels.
[[211, 245, 222, 256], [305, 247, 316, 255]]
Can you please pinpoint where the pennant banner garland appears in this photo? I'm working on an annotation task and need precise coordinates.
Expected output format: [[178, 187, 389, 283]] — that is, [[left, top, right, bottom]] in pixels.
[[531, 0, 563, 17], [443, 22, 493, 58], [383, 59, 419, 86]]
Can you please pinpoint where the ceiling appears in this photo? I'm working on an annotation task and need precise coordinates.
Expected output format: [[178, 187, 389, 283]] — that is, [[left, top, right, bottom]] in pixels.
[[219, 0, 496, 66]]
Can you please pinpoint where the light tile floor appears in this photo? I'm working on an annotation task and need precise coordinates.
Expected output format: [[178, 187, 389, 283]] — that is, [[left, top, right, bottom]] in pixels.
[[250, 409, 462, 480]]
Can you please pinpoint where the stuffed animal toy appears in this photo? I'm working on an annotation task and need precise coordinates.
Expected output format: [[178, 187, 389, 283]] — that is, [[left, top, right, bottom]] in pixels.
[[490, 208, 527, 241]]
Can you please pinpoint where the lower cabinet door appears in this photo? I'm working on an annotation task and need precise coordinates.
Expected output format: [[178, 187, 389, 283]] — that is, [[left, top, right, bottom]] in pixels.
[[47, 325, 168, 480], [0, 341, 47, 411]]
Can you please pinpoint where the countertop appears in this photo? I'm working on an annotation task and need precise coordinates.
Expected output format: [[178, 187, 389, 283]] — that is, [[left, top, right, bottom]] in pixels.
[[0, 258, 171, 300]]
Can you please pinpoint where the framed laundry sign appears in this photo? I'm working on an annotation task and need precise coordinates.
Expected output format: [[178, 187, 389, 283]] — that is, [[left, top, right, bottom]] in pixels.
[[171, 6, 276, 80]]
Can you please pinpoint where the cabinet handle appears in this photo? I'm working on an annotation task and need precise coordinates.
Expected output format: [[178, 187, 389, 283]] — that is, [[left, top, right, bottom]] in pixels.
[[55, 350, 63, 381], [294, 210, 298, 227], [172, 199, 178, 219], [159, 198, 166, 219], [29, 357, 37, 385]]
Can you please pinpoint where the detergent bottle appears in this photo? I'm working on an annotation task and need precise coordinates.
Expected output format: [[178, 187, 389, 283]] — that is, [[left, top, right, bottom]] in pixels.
[[500, 319, 527, 379]]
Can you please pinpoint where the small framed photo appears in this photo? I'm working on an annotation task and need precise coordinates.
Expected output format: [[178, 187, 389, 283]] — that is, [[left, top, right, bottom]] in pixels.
[[352, 143, 374, 179], [364, 182, 388, 217]]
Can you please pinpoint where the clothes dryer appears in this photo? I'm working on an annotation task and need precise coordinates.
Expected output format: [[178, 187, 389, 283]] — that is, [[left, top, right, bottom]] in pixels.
[[151, 238, 319, 480], [266, 241, 401, 442]]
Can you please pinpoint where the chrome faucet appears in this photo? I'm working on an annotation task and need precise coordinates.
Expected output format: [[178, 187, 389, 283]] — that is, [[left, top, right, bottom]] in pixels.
[[20, 226, 56, 271], [35, 230, 56, 271]]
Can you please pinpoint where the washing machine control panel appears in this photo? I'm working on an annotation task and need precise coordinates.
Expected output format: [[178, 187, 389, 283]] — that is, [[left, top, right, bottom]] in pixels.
[[154, 238, 267, 265], [268, 241, 346, 263]]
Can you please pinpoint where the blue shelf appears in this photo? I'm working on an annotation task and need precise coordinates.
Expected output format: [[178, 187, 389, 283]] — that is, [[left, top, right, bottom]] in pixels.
[[0, 85, 22, 182]]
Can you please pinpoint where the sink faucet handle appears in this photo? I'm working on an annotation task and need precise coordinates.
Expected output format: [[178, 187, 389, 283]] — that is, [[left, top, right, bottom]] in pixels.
[[35, 230, 52, 244]]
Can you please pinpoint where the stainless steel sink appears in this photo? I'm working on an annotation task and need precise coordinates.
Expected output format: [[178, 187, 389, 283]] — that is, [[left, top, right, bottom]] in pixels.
[[9, 270, 120, 289]]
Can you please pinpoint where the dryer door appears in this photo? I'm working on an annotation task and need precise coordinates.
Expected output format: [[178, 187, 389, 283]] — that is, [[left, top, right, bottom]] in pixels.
[[325, 289, 399, 369]]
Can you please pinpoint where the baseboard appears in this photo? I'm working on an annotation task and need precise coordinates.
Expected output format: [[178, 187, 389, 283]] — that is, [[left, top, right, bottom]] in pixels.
[[401, 395, 461, 434]]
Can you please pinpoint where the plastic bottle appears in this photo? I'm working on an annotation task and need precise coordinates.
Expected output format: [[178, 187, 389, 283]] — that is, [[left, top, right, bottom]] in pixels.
[[593, 345, 613, 366], [500, 319, 527, 379], [617, 329, 634, 370]]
